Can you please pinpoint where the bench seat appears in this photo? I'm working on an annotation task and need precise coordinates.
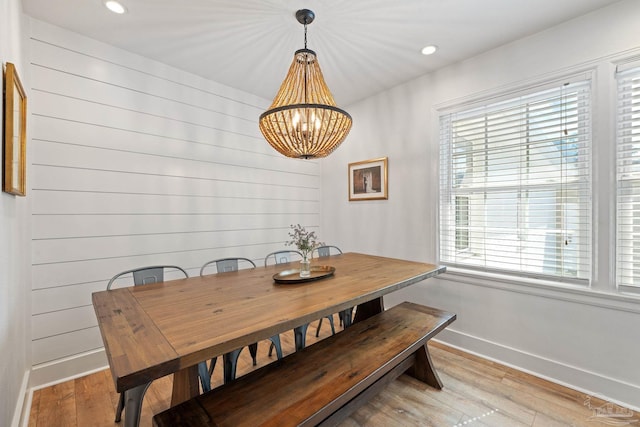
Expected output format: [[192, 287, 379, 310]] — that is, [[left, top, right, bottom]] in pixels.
[[153, 301, 456, 427]]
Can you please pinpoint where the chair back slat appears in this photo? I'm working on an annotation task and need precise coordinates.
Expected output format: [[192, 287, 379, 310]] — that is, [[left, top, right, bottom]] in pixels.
[[264, 250, 303, 267], [314, 245, 343, 258], [132, 267, 164, 285], [200, 257, 257, 276]]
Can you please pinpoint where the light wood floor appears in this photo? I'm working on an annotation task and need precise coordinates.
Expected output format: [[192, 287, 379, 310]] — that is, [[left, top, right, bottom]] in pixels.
[[29, 316, 637, 427]]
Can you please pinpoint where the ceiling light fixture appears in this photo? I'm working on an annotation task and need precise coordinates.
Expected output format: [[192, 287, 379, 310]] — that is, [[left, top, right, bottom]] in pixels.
[[421, 45, 438, 55], [259, 9, 352, 159], [104, 1, 127, 14]]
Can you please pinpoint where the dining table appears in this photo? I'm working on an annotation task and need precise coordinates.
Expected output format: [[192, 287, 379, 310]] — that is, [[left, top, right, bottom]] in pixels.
[[92, 252, 446, 427]]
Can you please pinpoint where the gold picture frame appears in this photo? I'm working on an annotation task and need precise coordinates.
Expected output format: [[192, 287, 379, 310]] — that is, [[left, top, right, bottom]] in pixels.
[[3, 62, 27, 196], [348, 157, 388, 201]]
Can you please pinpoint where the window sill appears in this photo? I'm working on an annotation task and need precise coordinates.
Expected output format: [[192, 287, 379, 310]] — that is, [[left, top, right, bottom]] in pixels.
[[438, 267, 640, 314]]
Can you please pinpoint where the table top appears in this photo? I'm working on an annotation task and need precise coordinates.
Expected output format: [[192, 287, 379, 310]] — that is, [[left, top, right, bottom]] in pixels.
[[92, 252, 445, 393]]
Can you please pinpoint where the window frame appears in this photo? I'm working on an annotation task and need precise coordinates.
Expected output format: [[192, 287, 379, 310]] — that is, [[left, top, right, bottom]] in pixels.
[[616, 60, 640, 294], [438, 74, 593, 286]]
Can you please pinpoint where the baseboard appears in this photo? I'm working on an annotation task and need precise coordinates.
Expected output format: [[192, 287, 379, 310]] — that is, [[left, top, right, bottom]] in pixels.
[[11, 370, 30, 427], [29, 348, 109, 390], [435, 328, 640, 412]]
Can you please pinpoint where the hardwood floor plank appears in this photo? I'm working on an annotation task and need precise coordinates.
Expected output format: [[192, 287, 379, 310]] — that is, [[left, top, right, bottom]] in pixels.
[[75, 370, 115, 426], [35, 381, 76, 427], [428, 349, 538, 425]]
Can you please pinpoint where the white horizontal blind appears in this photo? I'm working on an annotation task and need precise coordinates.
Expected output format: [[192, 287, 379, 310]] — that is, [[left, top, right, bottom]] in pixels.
[[439, 79, 592, 283], [616, 63, 640, 291]]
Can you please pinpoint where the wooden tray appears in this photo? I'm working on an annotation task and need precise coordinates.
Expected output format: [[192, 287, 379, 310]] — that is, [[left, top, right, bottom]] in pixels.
[[273, 265, 335, 284]]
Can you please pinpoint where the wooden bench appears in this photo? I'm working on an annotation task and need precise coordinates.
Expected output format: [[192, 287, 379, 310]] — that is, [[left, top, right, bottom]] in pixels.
[[153, 301, 456, 427]]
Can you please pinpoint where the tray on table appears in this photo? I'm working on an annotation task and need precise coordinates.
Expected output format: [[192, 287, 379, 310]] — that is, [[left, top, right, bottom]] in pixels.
[[273, 265, 335, 284]]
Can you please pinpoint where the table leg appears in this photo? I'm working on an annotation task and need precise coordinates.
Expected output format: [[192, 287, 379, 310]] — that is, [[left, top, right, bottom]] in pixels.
[[353, 297, 384, 324], [171, 364, 201, 406], [294, 323, 309, 351], [123, 382, 151, 427]]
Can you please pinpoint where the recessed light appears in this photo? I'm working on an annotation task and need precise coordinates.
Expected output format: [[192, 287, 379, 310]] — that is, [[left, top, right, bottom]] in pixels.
[[104, 1, 127, 14], [421, 45, 438, 55]]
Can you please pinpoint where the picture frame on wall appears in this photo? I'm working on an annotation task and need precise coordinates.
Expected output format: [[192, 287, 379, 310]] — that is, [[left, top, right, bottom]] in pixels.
[[348, 157, 388, 201], [3, 62, 27, 196]]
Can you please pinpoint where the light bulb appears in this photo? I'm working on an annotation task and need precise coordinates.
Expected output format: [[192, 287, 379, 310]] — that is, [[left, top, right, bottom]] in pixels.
[[105, 1, 127, 14]]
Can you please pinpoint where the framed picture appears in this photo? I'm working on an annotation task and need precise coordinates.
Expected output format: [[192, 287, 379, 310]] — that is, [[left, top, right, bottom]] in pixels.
[[3, 62, 27, 196], [348, 157, 388, 201]]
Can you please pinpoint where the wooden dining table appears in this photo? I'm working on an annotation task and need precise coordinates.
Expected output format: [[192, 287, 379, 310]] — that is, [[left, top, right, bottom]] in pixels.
[[92, 252, 446, 427]]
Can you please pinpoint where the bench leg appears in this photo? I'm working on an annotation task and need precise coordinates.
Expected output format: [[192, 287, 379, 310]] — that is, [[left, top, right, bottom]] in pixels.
[[123, 382, 151, 427], [407, 343, 443, 389]]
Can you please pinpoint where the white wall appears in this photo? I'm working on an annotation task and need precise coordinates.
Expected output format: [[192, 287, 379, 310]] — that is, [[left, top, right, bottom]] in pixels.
[[28, 19, 321, 388], [322, 0, 640, 410], [0, 0, 31, 425]]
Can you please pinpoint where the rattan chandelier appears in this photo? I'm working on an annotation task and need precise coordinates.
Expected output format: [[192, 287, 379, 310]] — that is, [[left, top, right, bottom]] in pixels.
[[259, 9, 352, 159]]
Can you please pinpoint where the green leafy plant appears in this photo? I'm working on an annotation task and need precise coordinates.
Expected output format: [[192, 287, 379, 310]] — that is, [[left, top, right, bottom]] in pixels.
[[286, 224, 323, 260]]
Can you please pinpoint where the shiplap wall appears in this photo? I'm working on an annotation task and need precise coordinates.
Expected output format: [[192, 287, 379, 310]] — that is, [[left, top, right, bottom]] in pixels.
[[29, 20, 320, 373]]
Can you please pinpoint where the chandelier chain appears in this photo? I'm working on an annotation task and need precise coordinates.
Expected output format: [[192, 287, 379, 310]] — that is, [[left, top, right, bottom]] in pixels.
[[304, 22, 308, 49]]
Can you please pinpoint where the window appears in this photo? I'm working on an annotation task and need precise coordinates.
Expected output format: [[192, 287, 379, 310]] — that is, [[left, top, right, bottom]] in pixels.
[[439, 78, 592, 284], [616, 63, 640, 292]]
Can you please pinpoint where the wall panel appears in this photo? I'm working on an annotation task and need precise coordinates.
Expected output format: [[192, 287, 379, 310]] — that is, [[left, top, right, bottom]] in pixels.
[[29, 19, 320, 373]]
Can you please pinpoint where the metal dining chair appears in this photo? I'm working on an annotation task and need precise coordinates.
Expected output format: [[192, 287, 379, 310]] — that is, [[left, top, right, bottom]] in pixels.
[[199, 257, 283, 389], [311, 245, 353, 336], [106, 265, 209, 422], [265, 250, 336, 354], [263, 250, 303, 266]]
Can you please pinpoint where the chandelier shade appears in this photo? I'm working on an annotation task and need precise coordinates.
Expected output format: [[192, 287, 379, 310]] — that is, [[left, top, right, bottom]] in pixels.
[[259, 10, 352, 159]]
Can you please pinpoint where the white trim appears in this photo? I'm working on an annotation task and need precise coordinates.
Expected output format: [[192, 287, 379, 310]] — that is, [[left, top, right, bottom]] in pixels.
[[615, 56, 640, 74], [19, 390, 33, 427], [29, 348, 108, 390], [434, 329, 640, 412], [439, 269, 640, 315], [10, 370, 30, 427]]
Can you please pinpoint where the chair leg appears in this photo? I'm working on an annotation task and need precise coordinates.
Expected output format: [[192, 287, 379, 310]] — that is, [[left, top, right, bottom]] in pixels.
[[248, 342, 258, 366], [315, 317, 324, 337], [197, 361, 211, 393], [269, 334, 283, 359], [293, 323, 309, 351], [327, 315, 336, 335], [114, 392, 125, 422], [223, 348, 243, 384], [208, 356, 217, 377], [340, 307, 354, 328], [122, 382, 152, 427]]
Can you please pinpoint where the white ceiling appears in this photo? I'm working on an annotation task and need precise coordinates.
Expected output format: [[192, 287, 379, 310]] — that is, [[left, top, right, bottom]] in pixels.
[[22, 0, 621, 106]]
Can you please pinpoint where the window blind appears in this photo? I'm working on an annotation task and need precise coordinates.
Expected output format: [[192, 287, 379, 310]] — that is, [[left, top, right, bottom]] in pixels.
[[616, 63, 640, 291], [439, 79, 592, 284]]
